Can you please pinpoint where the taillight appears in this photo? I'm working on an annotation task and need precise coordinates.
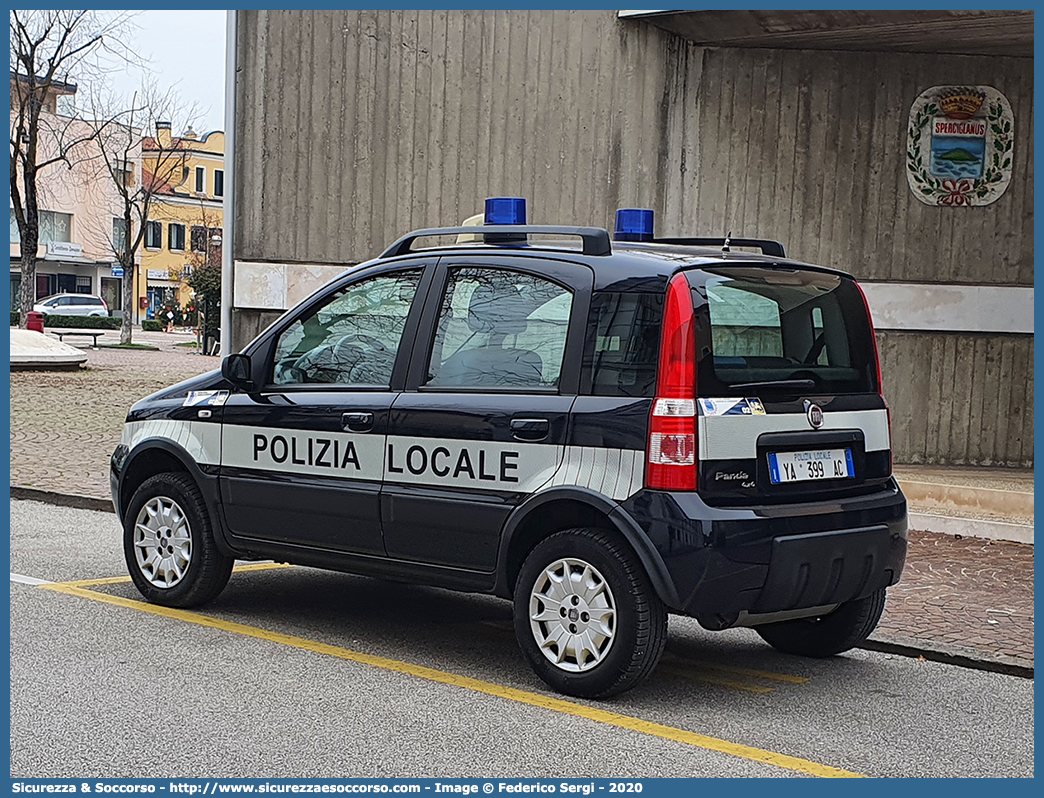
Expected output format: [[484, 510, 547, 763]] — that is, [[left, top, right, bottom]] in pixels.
[[101, 297, 108, 312], [855, 279, 892, 473], [854, 280, 883, 394], [646, 273, 697, 491]]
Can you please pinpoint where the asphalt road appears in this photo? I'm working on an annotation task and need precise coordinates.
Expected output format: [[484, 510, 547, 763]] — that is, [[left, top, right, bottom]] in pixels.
[[9, 500, 1034, 779]]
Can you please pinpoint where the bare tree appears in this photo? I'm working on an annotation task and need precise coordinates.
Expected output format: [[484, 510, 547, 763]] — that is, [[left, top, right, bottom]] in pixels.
[[84, 84, 196, 344], [9, 9, 136, 327]]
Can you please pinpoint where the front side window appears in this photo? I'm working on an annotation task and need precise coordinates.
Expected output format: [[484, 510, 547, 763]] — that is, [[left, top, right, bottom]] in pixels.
[[145, 221, 162, 249], [214, 169, 224, 197], [272, 270, 422, 387], [195, 166, 205, 193], [425, 267, 573, 391]]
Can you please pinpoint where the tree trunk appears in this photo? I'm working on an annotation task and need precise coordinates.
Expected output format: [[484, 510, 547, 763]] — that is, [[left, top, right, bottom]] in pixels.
[[18, 229, 39, 329], [120, 255, 134, 345], [17, 167, 41, 329]]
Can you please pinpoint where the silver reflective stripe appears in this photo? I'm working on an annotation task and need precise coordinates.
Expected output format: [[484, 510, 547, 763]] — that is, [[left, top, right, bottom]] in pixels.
[[122, 419, 648, 500], [698, 409, 891, 461], [123, 419, 222, 464], [543, 446, 645, 501]]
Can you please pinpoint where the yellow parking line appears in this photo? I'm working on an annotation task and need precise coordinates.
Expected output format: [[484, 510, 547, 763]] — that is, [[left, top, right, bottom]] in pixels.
[[662, 654, 810, 685], [56, 575, 136, 587], [52, 562, 293, 588], [230, 562, 295, 574], [694, 661, 810, 685], [38, 581, 863, 778], [657, 663, 774, 694]]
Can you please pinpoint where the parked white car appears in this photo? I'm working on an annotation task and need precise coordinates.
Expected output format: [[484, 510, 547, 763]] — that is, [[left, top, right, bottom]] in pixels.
[[33, 293, 109, 317]]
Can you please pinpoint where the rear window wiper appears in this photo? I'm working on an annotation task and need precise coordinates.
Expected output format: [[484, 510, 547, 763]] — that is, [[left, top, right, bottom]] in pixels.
[[730, 378, 817, 391]]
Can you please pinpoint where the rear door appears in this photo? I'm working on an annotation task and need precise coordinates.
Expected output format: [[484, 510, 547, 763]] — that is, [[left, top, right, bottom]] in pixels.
[[381, 255, 592, 571], [689, 265, 891, 505], [218, 261, 433, 555]]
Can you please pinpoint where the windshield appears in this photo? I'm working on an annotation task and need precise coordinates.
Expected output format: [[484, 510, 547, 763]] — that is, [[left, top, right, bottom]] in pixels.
[[689, 266, 878, 396]]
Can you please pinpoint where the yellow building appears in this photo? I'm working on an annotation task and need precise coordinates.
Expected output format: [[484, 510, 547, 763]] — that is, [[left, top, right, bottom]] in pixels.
[[139, 122, 224, 323]]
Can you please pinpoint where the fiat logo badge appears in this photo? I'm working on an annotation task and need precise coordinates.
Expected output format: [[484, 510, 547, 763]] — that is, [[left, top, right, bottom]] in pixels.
[[806, 402, 824, 429]]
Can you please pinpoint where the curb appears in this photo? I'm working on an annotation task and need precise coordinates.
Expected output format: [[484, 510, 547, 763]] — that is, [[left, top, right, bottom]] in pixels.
[[860, 636, 1033, 680], [908, 511, 1034, 545], [10, 486, 114, 514], [899, 478, 1033, 519]]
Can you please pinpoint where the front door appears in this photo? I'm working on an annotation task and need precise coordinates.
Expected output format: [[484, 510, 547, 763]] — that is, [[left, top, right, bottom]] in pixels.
[[382, 257, 592, 571], [219, 264, 430, 556]]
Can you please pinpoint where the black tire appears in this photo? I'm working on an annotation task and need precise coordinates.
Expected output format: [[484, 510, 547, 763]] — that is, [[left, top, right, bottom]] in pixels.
[[754, 589, 887, 657], [123, 472, 234, 608], [513, 527, 667, 698]]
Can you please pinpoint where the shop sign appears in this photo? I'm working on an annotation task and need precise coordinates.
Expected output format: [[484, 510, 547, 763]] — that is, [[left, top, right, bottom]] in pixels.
[[47, 241, 82, 257], [147, 269, 170, 280], [907, 85, 1014, 207]]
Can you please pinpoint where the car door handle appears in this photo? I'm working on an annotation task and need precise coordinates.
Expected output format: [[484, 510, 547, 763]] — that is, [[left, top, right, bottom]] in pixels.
[[341, 411, 374, 433], [511, 418, 550, 441]]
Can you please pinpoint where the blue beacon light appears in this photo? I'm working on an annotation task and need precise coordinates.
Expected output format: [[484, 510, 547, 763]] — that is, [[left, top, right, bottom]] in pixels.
[[484, 197, 527, 225], [614, 208, 655, 242]]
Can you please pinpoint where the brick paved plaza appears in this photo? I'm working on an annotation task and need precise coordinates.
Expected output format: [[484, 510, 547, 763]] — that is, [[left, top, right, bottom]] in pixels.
[[11, 338, 211, 499], [9, 334, 1033, 670]]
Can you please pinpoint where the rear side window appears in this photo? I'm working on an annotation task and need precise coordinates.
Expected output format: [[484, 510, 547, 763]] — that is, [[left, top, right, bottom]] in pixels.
[[691, 266, 878, 395], [581, 292, 663, 397]]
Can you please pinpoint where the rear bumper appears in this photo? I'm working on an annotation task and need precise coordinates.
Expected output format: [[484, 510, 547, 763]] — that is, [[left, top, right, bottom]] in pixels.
[[619, 480, 907, 626]]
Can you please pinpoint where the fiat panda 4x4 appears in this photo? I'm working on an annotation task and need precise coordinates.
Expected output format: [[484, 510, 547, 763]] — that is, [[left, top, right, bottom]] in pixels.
[[111, 198, 907, 698]]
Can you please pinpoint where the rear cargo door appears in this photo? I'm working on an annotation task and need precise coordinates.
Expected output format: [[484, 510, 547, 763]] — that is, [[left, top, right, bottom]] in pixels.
[[688, 265, 891, 505]]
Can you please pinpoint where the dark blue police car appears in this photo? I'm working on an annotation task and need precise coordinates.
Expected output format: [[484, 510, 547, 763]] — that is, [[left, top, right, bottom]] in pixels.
[[111, 198, 907, 698]]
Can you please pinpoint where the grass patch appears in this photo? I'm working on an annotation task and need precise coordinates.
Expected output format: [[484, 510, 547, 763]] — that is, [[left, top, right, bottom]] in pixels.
[[98, 343, 160, 351], [175, 341, 200, 348]]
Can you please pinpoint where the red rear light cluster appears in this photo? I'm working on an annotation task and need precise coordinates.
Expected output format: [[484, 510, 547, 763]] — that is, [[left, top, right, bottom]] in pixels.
[[855, 280, 892, 473], [646, 273, 697, 491], [854, 280, 883, 394]]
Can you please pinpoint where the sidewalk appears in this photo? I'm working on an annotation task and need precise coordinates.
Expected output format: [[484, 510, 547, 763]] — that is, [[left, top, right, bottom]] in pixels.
[[896, 464, 1033, 545], [8, 335, 1033, 674]]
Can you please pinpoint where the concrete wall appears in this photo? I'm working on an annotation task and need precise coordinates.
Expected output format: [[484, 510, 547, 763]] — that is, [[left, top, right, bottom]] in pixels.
[[687, 47, 1033, 286], [684, 45, 1033, 467], [880, 332, 1032, 467], [233, 10, 701, 264], [231, 10, 1033, 466]]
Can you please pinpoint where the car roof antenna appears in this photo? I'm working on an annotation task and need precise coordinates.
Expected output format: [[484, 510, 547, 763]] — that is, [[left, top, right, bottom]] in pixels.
[[722, 230, 731, 255]]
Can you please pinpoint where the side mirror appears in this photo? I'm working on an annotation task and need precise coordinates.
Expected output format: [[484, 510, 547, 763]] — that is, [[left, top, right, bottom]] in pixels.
[[222, 353, 255, 391]]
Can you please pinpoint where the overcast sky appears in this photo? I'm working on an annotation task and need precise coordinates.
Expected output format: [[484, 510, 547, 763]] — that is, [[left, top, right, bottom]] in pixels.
[[106, 10, 228, 135]]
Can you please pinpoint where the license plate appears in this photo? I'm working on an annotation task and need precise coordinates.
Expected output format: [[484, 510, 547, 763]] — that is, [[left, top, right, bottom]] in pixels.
[[768, 448, 854, 484]]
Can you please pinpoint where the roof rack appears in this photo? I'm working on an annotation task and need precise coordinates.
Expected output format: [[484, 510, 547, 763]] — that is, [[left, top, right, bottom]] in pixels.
[[379, 225, 613, 259], [652, 237, 786, 258]]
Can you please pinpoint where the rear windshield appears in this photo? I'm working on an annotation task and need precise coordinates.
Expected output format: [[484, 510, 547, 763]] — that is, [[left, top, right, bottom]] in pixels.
[[689, 266, 878, 396]]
